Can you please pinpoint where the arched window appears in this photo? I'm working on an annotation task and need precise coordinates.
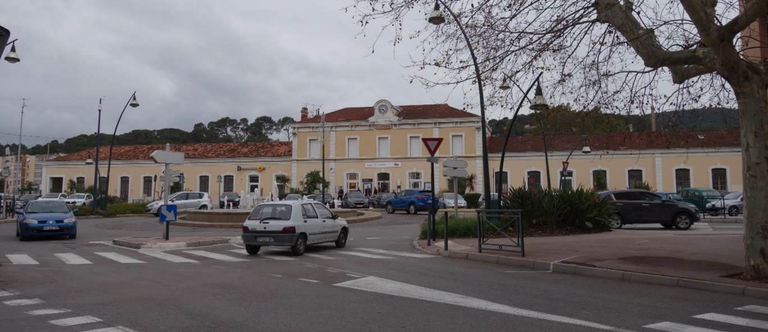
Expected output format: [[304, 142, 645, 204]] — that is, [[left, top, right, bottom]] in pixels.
[[199, 175, 210, 193], [711, 168, 727, 191], [674, 169, 691, 192], [408, 172, 423, 189], [377, 173, 391, 193], [223, 175, 234, 192], [346, 173, 359, 192], [526, 171, 541, 190], [592, 170, 607, 191]]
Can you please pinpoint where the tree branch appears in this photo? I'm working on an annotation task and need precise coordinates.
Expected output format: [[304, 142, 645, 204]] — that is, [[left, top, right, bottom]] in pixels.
[[722, 0, 768, 39]]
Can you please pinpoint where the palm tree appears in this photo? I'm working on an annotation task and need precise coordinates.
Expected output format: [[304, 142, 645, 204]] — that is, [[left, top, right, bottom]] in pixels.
[[466, 173, 476, 194]]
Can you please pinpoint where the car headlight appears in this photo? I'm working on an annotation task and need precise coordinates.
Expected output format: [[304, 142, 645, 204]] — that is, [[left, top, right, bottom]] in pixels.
[[23, 219, 37, 224], [64, 217, 76, 223]]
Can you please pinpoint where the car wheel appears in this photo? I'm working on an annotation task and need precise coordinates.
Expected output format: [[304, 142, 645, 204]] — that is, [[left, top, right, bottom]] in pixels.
[[386, 203, 395, 214], [335, 229, 348, 248], [661, 223, 674, 229], [69, 232, 77, 240], [291, 235, 306, 256], [673, 213, 693, 230], [199, 205, 208, 210], [609, 214, 623, 229], [245, 245, 261, 255], [728, 206, 739, 216], [408, 204, 417, 215]]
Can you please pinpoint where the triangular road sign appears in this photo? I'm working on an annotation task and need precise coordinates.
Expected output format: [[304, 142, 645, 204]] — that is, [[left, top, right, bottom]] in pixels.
[[422, 138, 443, 157]]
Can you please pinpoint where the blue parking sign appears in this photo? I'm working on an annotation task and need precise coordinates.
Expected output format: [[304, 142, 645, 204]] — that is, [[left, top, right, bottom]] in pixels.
[[159, 204, 177, 222]]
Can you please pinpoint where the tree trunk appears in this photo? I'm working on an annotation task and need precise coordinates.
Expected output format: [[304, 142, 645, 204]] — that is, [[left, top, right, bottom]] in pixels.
[[733, 76, 768, 279]]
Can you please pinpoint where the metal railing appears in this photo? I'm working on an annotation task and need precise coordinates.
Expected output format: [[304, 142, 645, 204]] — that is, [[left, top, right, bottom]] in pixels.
[[476, 209, 524, 256]]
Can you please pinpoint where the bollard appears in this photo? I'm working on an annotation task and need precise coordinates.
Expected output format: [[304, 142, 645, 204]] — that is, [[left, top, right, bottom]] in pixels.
[[444, 211, 448, 251]]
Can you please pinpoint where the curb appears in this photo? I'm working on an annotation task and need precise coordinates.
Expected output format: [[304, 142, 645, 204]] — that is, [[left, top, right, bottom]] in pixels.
[[422, 244, 768, 300], [113, 236, 241, 250]]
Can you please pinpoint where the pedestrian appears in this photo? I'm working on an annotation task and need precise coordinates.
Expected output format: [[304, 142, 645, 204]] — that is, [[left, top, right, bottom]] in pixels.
[[373, 187, 378, 195], [338, 187, 344, 200]]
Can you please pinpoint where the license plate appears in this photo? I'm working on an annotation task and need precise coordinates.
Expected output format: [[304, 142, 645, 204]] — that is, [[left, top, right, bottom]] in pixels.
[[43, 226, 59, 231], [256, 237, 274, 242]]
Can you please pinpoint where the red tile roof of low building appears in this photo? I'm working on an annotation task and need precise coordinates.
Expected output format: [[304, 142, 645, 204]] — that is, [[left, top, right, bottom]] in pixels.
[[488, 130, 741, 153], [53, 141, 292, 162], [299, 104, 479, 123]]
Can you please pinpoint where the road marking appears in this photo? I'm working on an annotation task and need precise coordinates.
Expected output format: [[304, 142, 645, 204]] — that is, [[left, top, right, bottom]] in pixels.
[[346, 274, 363, 278], [81, 327, 138, 332], [737, 305, 768, 315], [337, 252, 394, 259], [6, 254, 39, 265], [326, 269, 340, 273], [298, 278, 320, 283], [182, 250, 247, 262], [305, 253, 336, 260], [366, 237, 382, 240], [139, 250, 199, 263], [694, 313, 768, 329], [54, 253, 92, 265], [334, 276, 632, 331], [263, 255, 296, 261], [94, 252, 145, 264], [4, 298, 44, 306], [48, 315, 102, 326], [0, 290, 18, 297], [644, 322, 724, 332], [358, 248, 434, 258], [26, 308, 71, 315], [267, 274, 283, 277], [228, 249, 250, 255]]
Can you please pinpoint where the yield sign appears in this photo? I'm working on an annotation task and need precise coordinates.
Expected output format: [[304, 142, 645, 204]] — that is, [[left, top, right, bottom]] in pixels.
[[422, 138, 443, 157]]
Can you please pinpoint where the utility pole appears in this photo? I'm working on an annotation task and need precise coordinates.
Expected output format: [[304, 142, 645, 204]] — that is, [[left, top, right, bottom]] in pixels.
[[92, 98, 102, 211], [16, 98, 27, 197], [320, 111, 326, 205]]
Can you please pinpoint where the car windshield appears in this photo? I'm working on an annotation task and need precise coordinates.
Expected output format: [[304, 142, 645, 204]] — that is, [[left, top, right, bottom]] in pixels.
[[26, 201, 70, 214], [221, 193, 239, 198], [419, 191, 433, 196], [443, 193, 455, 199], [702, 190, 721, 197], [70, 194, 86, 199], [20, 195, 38, 200], [284, 194, 302, 200], [248, 204, 292, 221], [724, 192, 742, 200], [348, 192, 365, 198], [381, 194, 394, 199], [42, 193, 60, 199]]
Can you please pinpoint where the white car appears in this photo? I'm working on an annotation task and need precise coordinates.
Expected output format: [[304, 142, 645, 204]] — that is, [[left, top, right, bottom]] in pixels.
[[440, 193, 467, 208], [241, 201, 348, 256], [39, 193, 68, 201], [66, 193, 94, 207], [145, 191, 211, 215]]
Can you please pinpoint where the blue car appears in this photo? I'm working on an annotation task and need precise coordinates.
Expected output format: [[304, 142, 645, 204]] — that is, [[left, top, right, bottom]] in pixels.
[[16, 200, 78, 241], [385, 189, 434, 214]]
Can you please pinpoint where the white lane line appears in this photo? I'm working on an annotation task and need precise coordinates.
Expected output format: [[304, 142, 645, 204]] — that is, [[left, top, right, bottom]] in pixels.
[[6, 254, 39, 265], [26, 308, 71, 316], [366, 237, 382, 240], [644, 322, 725, 332], [182, 250, 246, 262], [4, 298, 44, 306], [263, 255, 296, 261], [81, 327, 138, 332], [267, 274, 283, 277], [54, 253, 92, 265], [334, 276, 631, 332], [0, 290, 18, 297], [48, 315, 102, 326], [94, 252, 145, 264], [139, 250, 199, 263], [228, 249, 250, 255], [305, 253, 336, 260], [694, 313, 768, 329], [326, 269, 340, 273], [737, 305, 768, 315], [358, 248, 435, 258], [346, 274, 363, 278], [337, 252, 394, 259], [298, 278, 320, 283]]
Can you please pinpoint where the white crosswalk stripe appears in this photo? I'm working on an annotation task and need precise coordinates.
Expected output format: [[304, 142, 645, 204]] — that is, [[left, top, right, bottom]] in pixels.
[[94, 252, 145, 264], [54, 253, 92, 265], [48, 315, 101, 326], [644, 322, 725, 332], [6, 254, 39, 265], [139, 250, 198, 263], [182, 250, 247, 262], [81, 327, 138, 332], [0, 290, 17, 297], [228, 249, 250, 255], [694, 313, 768, 330], [358, 248, 435, 258], [337, 251, 394, 259], [4, 298, 44, 306], [25, 308, 71, 316], [263, 255, 296, 261], [304, 253, 336, 260], [737, 305, 768, 315]]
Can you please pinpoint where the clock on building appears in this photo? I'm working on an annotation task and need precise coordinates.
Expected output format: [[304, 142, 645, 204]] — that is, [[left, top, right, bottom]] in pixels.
[[378, 104, 389, 114]]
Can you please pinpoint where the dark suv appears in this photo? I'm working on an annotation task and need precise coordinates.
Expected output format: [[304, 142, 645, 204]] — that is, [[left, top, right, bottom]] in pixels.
[[599, 190, 699, 230]]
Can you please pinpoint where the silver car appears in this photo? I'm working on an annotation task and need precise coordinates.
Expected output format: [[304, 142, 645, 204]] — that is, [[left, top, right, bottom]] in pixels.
[[706, 191, 743, 216], [146, 191, 211, 215]]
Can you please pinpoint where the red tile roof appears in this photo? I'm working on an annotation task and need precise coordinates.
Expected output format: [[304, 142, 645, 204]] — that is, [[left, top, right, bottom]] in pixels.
[[299, 104, 479, 123], [488, 130, 741, 153], [53, 141, 292, 162]]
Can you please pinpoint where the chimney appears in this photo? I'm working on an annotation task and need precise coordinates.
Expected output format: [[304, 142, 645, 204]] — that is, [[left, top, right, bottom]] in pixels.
[[300, 107, 309, 121]]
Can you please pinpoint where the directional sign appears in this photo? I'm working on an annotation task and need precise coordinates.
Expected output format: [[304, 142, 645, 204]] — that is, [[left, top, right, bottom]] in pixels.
[[443, 168, 469, 178], [159, 175, 181, 183], [164, 169, 181, 176], [159, 205, 177, 222], [443, 159, 468, 169], [421, 138, 443, 157], [150, 150, 185, 164], [426, 157, 439, 164]]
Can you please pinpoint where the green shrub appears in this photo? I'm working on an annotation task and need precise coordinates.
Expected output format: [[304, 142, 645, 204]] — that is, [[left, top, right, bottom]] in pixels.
[[464, 193, 481, 208], [74, 206, 93, 216], [502, 186, 613, 231], [419, 216, 478, 239], [632, 181, 653, 191], [100, 203, 147, 217]]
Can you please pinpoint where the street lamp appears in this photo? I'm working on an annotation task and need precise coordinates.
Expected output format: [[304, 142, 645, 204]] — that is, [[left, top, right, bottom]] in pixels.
[[4, 40, 20, 64], [103, 92, 139, 209], [92, 99, 103, 212], [529, 82, 553, 191], [428, 0, 493, 211], [558, 137, 591, 190]]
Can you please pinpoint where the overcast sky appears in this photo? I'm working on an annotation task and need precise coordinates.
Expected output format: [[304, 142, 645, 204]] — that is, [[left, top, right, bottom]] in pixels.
[[0, 0, 479, 146]]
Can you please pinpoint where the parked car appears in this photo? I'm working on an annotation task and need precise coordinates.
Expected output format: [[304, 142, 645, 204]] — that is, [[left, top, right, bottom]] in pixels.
[[657, 192, 683, 202], [16, 200, 78, 241], [283, 194, 303, 201], [599, 189, 699, 230], [477, 193, 500, 210], [368, 193, 395, 208], [439, 193, 467, 209], [307, 194, 335, 208], [39, 193, 67, 201], [680, 187, 722, 212], [145, 191, 211, 215], [66, 193, 93, 207], [241, 201, 348, 256], [15, 194, 41, 209], [341, 192, 368, 209], [219, 192, 241, 209], [385, 189, 434, 214], [705, 191, 743, 216]]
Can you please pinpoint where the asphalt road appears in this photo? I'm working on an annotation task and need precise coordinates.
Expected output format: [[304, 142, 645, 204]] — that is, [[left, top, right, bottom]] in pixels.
[[0, 213, 765, 332]]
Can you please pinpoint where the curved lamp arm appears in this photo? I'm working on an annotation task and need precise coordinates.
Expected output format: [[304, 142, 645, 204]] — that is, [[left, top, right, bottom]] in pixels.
[[103, 91, 137, 208]]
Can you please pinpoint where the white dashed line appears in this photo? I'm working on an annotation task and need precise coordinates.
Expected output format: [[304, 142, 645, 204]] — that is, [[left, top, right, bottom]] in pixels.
[[81, 327, 138, 332], [263, 255, 296, 261], [6, 254, 39, 265], [48, 315, 102, 326], [366, 237, 381, 240], [4, 298, 44, 306], [337, 252, 393, 259], [298, 278, 320, 283], [346, 274, 363, 278], [305, 253, 336, 260], [737, 305, 768, 315], [358, 248, 435, 258], [0, 290, 18, 297], [694, 313, 768, 329], [26, 309, 71, 316], [267, 274, 283, 277]]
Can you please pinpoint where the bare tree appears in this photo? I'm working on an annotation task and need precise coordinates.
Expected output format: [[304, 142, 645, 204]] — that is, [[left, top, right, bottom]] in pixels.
[[348, 0, 768, 278]]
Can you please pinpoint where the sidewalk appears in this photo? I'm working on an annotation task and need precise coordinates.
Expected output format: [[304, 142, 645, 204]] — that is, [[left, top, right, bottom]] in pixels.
[[418, 227, 767, 292]]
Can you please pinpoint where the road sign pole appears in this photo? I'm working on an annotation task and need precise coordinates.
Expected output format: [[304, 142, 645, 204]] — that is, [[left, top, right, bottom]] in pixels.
[[164, 162, 170, 241], [431, 160, 436, 242]]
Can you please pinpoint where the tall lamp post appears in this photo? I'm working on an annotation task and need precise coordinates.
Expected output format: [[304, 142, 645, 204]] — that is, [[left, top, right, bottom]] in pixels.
[[428, 0, 492, 210], [103, 92, 139, 209], [91, 99, 103, 212], [529, 83, 553, 190], [559, 137, 591, 189]]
